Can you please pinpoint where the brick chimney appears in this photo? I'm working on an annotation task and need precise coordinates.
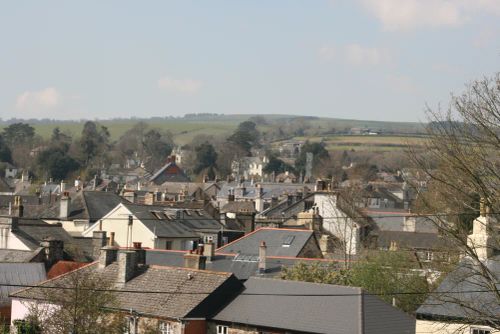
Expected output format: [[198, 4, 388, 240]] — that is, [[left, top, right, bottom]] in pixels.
[[203, 242, 215, 262], [117, 250, 138, 284], [184, 247, 206, 270], [59, 192, 71, 220], [92, 231, 107, 260], [258, 241, 267, 274]]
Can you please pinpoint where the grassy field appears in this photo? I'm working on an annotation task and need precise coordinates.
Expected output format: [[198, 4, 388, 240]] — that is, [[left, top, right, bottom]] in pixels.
[[0, 114, 426, 148], [281, 135, 428, 152]]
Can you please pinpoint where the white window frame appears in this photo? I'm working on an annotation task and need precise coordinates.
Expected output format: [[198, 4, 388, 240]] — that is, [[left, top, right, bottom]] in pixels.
[[216, 325, 228, 334], [471, 328, 491, 334], [159, 321, 172, 334]]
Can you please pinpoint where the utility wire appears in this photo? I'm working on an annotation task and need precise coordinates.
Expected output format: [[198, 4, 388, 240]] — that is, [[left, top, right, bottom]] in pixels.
[[1, 282, 496, 297], [0, 212, 496, 221]]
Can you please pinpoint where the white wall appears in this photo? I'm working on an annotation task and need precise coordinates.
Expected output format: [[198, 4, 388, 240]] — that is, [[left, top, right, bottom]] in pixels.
[[314, 193, 361, 256], [82, 205, 156, 248], [0, 227, 30, 250], [10, 299, 59, 328], [416, 320, 498, 334]]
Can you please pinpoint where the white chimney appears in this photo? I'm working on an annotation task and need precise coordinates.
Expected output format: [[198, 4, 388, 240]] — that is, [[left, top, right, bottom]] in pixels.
[[258, 241, 267, 274], [59, 192, 71, 220]]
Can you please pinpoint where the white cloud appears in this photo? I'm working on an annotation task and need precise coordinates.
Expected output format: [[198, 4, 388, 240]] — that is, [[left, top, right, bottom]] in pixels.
[[360, 0, 500, 31], [16, 87, 62, 110], [158, 76, 203, 94], [319, 44, 391, 66]]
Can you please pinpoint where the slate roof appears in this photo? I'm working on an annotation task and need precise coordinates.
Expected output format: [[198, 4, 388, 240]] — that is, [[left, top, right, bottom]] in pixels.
[[0, 218, 91, 261], [416, 255, 500, 322], [216, 228, 316, 257], [0, 177, 12, 193], [220, 201, 256, 214], [375, 231, 451, 250], [218, 182, 312, 200], [122, 203, 200, 238], [40, 191, 125, 222], [0, 249, 36, 263], [146, 250, 340, 280], [12, 261, 243, 320], [7, 219, 79, 251], [0, 263, 46, 306], [213, 277, 415, 334]]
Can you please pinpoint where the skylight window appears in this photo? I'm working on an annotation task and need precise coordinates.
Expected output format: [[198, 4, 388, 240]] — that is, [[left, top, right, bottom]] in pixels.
[[282, 235, 295, 247]]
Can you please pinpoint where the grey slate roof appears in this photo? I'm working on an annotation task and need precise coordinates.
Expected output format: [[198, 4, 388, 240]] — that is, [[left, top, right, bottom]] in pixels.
[[40, 191, 125, 222], [218, 182, 312, 200], [146, 250, 339, 280], [416, 255, 500, 322], [375, 230, 451, 250], [216, 228, 315, 257], [11, 219, 78, 251], [12, 261, 243, 320], [123, 203, 200, 238], [220, 201, 256, 214], [0, 262, 46, 306], [213, 277, 415, 334], [0, 249, 36, 263]]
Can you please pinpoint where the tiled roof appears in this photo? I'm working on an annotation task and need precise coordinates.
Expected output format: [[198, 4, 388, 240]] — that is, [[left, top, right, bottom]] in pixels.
[[12, 261, 243, 320]]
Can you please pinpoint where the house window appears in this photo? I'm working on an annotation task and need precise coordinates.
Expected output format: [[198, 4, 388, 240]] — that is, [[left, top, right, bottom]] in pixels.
[[165, 241, 173, 250], [471, 328, 491, 334], [124, 316, 137, 334], [423, 251, 433, 262], [159, 322, 172, 334], [216, 325, 228, 334], [204, 235, 214, 243]]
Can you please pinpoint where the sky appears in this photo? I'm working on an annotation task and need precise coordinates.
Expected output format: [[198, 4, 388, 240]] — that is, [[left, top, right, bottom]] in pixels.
[[1, 0, 499, 122]]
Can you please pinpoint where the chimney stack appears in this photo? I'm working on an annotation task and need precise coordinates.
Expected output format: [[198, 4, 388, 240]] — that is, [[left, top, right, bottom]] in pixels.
[[117, 250, 138, 284], [59, 192, 71, 220], [98, 246, 118, 269], [40, 238, 64, 267], [203, 242, 215, 262], [60, 181, 66, 193], [92, 231, 107, 260], [12, 196, 24, 218], [259, 241, 267, 274], [133, 242, 146, 265], [123, 190, 137, 204], [183, 247, 207, 270]]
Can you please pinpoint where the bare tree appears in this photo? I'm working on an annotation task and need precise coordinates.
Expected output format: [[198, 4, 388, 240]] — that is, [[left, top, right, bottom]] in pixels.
[[20, 268, 125, 334], [409, 74, 500, 329]]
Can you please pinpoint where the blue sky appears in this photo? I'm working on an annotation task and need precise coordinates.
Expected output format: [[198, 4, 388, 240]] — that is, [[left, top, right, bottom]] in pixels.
[[1, 1, 499, 122]]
